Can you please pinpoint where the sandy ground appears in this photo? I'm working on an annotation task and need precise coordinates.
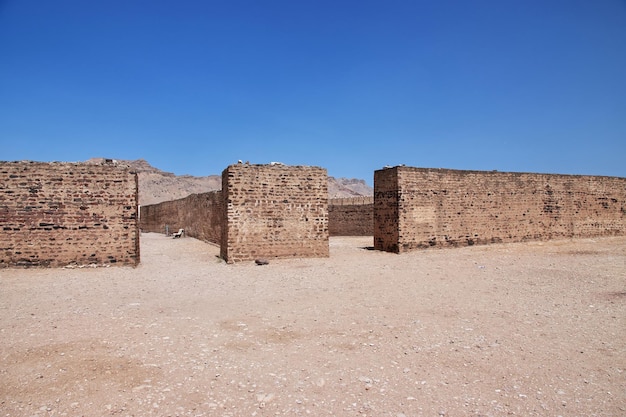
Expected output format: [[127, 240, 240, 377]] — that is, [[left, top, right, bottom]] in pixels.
[[1, 233, 625, 417]]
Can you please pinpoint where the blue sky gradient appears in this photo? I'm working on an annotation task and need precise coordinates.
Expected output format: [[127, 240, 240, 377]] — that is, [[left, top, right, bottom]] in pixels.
[[1, 0, 625, 184]]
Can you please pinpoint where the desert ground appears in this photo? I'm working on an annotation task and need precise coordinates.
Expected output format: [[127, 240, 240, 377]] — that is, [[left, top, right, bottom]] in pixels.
[[1, 233, 625, 417]]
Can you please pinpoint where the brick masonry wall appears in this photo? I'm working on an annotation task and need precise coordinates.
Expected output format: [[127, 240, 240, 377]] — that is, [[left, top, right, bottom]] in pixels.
[[329, 197, 373, 236], [0, 161, 139, 267], [220, 164, 329, 263], [374, 168, 400, 252], [375, 166, 626, 253], [140, 192, 372, 243], [140, 191, 222, 245], [140, 199, 182, 235]]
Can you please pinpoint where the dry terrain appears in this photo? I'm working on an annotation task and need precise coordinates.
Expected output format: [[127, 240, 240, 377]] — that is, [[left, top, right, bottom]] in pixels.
[[1, 234, 625, 416], [84, 158, 373, 205]]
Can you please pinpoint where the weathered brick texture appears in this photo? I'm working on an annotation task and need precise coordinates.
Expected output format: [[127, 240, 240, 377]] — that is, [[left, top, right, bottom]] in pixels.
[[375, 166, 626, 253], [374, 168, 399, 252], [141, 193, 373, 243], [328, 197, 373, 236], [140, 191, 222, 245], [221, 164, 329, 263], [0, 161, 139, 267]]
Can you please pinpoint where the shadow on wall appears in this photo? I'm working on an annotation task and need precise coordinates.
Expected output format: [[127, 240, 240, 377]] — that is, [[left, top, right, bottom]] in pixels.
[[140, 164, 626, 261]]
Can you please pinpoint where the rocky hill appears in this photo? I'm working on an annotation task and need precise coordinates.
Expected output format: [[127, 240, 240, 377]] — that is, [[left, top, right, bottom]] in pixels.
[[85, 158, 373, 205], [327, 177, 373, 198]]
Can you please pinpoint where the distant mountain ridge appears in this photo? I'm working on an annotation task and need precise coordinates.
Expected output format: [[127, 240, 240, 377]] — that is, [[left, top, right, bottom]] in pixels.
[[85, 158, 373, 205]]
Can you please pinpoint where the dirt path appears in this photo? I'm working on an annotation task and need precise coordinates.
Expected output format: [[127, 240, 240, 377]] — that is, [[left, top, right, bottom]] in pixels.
[[1, 233, 625, 416]]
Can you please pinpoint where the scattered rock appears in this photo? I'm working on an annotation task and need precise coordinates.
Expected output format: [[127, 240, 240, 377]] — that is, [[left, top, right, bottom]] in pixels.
[[2, 233, 623, 416]]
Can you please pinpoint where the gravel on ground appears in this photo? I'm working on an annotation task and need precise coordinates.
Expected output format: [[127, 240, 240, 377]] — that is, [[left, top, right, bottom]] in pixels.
[[1, 233, 625, 416]]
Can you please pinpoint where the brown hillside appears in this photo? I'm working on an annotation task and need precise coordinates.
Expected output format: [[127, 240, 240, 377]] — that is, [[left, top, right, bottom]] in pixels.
[[85, 158, 372, 205]]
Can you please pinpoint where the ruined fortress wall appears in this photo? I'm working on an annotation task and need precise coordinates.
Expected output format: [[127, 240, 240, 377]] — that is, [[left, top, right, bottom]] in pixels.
[[220, 164, 329, 263], [181, 192, 222, 245], [140, 199, 182, 234], [0, 161, 139, 267], [140, 191, 371, 244], [329, 197, 373, 236], [375, 166, 626, 253], [139, 191, 222, 245], [374, 168, 399, 252]]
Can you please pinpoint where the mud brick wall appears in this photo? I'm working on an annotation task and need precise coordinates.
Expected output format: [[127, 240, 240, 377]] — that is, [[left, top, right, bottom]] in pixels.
[[375, 166, 626, 253], [329, 197, 374, 236], [221, 164, 329, 263], [140, 199, 182, 234], [374, 168, 399, 251], [0, 161, 139, 267], [140, 190, 222, 245]]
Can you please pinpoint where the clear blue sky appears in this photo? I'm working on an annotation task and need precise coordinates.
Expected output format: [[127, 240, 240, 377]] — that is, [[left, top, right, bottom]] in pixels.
[[1, 0, 625, 184]]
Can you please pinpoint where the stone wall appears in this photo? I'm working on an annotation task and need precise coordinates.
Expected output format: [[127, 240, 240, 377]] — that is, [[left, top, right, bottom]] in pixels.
[[140, 200, 180, 235], [0, 161, 139, 267], [141, 194, 373, 241], [328, 197, 373, 236], [221, 164, 329, 263], [374, 168, 399, 252], [140, 191, 222, 245], [375, 166, 626, 253]]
